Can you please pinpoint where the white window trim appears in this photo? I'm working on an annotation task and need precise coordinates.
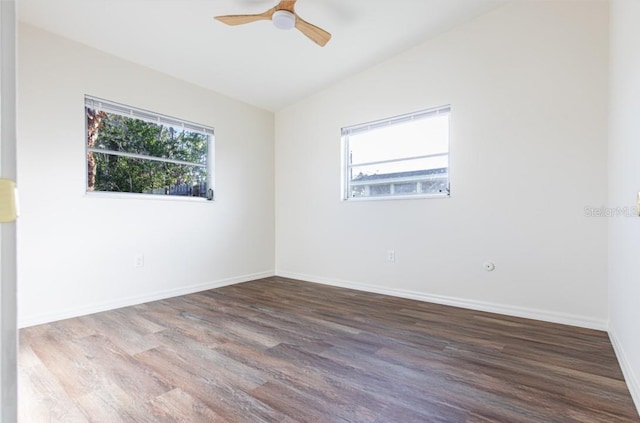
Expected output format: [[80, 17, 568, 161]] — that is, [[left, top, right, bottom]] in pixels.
[[85, 96, 213, 136], [342, 105, 451, 201], [84, 95, 215, 201], [85, 191, 212, 202]]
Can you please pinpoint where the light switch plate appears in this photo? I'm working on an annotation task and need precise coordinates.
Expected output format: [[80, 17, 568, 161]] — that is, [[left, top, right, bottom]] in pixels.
[[0, 179, 17, 223]]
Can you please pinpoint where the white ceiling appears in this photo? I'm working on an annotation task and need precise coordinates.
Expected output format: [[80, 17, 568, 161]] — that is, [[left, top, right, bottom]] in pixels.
[[18, 0, 506, 111]]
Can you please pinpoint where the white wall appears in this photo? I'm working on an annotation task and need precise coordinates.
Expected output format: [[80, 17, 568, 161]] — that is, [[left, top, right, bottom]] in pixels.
[[275, 1, 610, 329], [17, 24, 275, 327], [608, 0, 640, 412]]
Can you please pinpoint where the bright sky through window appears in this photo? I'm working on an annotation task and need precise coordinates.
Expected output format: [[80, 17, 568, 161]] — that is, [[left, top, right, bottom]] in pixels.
[[349, 114, 449, 173]]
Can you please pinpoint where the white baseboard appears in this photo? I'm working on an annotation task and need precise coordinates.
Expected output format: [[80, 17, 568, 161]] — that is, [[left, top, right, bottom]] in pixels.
[[609, 329, 640, 416], [275, 271, 608, 331], [18, 270, 275, 328]]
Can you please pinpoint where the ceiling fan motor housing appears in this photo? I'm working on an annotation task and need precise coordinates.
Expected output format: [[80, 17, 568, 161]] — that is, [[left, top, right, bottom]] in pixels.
[[272, 10, 296, 30]]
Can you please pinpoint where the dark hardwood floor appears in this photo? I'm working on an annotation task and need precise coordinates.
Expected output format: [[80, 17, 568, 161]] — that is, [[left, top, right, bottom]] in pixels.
[[19, 277, 639, 422]]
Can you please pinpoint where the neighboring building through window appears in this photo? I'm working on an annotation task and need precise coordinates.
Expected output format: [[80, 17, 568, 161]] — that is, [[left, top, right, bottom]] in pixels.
[[342, 105, 450, 200], [85, 96, 214, 199]]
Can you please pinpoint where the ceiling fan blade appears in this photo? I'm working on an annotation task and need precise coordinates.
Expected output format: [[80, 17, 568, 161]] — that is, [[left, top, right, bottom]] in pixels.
[[294, 15, 331, 47], [214, 8, 275, 26], [276, 0, 298, 12]]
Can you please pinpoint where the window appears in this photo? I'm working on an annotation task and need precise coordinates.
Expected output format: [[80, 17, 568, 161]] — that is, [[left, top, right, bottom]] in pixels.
[[85, 96, 214, 200], [342, 105, 450, 200]]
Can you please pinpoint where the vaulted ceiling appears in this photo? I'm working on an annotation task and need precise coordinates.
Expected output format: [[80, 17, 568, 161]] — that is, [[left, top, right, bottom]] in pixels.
[[19, 0, 506, 111]]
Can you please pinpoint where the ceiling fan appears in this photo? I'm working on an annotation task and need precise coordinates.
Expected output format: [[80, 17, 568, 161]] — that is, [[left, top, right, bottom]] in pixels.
[[214, 0, 332, 47]]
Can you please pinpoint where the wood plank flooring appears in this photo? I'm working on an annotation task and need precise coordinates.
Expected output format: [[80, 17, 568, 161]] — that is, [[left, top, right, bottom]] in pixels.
[[19, 277, 640, 422]]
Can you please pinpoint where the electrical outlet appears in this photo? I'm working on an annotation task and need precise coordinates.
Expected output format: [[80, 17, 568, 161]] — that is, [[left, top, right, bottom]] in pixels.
[[387, 250, 395, 262], [134, 254, 144, 268]]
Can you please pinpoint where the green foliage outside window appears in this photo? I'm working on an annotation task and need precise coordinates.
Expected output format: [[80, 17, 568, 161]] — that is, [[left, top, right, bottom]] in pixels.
[[87, 108, 209, 196]]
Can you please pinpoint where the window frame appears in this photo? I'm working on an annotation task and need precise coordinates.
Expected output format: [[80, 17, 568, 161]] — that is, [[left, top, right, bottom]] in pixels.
[[84, 95, 215, 202], [341, 105, 451, 201]]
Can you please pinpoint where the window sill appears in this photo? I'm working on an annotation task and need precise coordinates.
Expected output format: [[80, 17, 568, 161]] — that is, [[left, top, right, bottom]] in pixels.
[[85, 191, 212, 203], [344, 192, 450, 202]]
